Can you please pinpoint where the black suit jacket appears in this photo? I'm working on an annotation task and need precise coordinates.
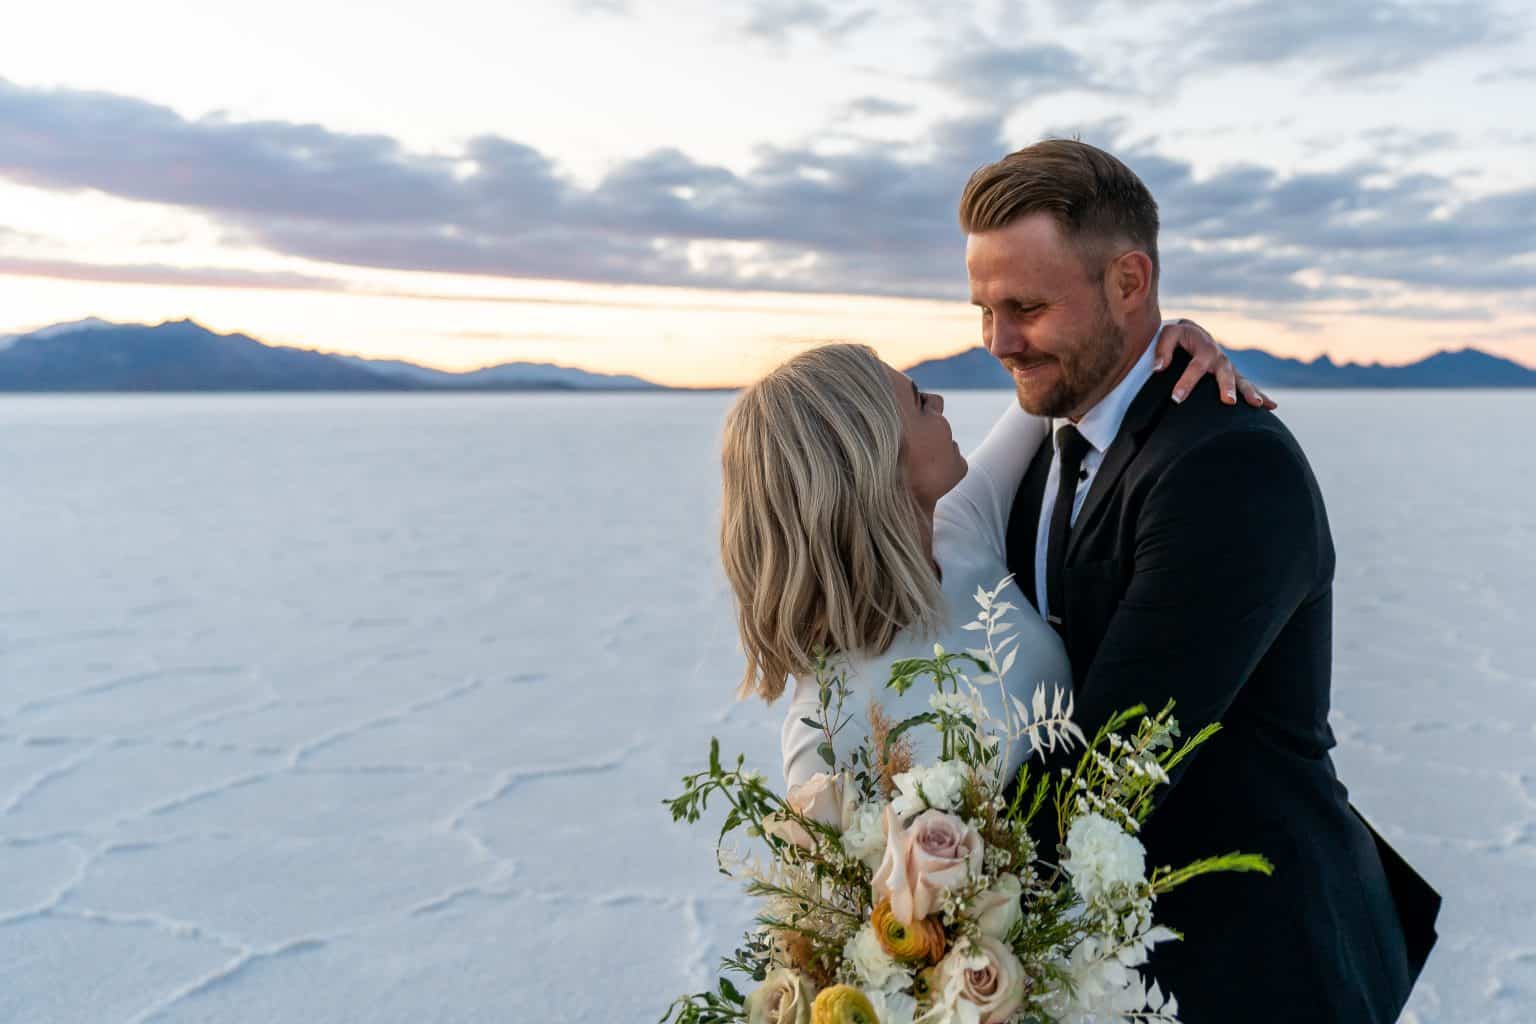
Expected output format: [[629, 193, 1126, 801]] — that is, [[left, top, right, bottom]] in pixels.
[[1005, 349, 1441, 1023]]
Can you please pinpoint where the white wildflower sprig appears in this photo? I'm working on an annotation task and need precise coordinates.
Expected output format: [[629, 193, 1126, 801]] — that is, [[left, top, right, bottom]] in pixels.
[[962, 576, 1085, 780]]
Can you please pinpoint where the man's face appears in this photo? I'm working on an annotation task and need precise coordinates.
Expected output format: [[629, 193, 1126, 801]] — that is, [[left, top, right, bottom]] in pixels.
[[966, 213, 1127, 420]]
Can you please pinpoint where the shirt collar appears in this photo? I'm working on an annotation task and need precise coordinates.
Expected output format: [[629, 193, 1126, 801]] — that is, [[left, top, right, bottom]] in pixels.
[[1054, 321, 1167, 455]]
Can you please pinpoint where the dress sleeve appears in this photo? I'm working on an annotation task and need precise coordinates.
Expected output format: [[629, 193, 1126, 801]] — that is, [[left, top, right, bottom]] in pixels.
[[938, 398, 1049, 557], [780, 683, 824, 790]]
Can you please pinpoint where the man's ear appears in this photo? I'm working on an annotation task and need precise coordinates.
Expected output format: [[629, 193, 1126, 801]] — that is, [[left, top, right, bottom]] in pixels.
[[1105, 249, 1155, 314]]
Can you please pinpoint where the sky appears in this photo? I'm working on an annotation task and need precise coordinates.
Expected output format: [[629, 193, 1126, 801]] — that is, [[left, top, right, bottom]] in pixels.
[[0, 0, 1533, 387]]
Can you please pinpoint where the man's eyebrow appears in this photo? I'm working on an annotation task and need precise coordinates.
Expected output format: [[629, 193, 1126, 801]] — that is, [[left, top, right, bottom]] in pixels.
[[909, 377, 921, 406]]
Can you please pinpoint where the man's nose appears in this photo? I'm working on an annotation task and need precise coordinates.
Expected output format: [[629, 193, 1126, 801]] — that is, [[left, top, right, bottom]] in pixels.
[[987, 316, 1028, 360]]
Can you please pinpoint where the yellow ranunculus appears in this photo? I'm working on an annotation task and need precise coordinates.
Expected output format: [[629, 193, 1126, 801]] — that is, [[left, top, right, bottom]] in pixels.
[[810, 985, 879, 1024], [912, 966, 939, 1002], [871, 897, 946, 965]]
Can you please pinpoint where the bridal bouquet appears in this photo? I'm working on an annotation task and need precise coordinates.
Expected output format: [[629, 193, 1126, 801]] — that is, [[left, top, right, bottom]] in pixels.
[[662, 579, 1271, 1024]]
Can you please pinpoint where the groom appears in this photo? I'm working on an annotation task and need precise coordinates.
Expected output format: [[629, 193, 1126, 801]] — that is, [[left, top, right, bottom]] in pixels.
[[965, 140, 1441, 1022]]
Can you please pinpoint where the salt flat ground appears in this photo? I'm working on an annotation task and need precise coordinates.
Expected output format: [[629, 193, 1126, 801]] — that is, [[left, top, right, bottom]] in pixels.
[[0, 391, 1531, 1023]]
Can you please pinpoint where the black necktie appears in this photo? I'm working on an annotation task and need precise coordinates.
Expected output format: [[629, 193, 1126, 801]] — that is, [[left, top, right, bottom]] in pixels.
[[1046, 424, 1092, 636]]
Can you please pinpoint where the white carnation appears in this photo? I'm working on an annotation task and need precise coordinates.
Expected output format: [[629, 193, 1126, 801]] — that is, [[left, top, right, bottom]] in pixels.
[[891, 759, 969, 819], [841, 799, 889, 870], [1063, 812, 1146, 905], [844, 923, 908, 994]]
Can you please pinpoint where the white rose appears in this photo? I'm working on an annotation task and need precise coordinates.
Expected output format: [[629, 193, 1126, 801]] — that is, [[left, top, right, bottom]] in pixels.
[[844, 923, 908, 994], [1063, 812, 1147, 905], [933, 936, 1029, 1024], [967, 873, 1023, 940], [744, 967, 815, 1024], [841, 799, 889, 870]]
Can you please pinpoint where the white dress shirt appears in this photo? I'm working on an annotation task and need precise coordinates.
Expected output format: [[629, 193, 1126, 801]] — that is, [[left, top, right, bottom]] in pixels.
[[1033, 323, 1168, 623]]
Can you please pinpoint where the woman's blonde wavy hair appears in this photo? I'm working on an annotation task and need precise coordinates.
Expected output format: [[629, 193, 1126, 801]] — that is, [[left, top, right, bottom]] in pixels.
[[720, 343, 947, 703]]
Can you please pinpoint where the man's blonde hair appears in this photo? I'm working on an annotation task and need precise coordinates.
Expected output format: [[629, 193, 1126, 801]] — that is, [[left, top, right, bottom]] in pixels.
[[959, 138, 1160, 280], [720, 343, 946, 703]]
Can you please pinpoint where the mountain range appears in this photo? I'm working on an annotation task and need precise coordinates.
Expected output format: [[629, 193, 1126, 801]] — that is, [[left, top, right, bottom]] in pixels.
[[0, 318, 1531, 391], [905, 343, 1536, 389], [0, 319, 662, 392]]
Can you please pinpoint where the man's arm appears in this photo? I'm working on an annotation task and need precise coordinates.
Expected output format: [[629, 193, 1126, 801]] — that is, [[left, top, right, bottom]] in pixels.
[[1058, 427, 1326, 791]]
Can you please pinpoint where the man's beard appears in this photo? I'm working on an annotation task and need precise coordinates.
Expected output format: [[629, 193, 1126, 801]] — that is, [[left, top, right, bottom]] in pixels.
[[1013, 303, 1125, 419]]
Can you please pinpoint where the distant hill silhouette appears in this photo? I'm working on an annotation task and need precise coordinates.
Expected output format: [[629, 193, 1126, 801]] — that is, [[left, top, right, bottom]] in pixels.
[[0, 319, 664, 392], [333, 353, 657, 390], [2, 318, 1529, 392], [906, 344, 1536, 389]]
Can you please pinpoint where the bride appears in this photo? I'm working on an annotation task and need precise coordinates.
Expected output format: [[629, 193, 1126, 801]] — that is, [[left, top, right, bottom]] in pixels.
[[717, 323, 1270, 791]]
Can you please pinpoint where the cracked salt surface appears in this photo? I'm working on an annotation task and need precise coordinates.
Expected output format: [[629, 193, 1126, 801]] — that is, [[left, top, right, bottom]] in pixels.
[[0, 391, 1531, 1022]]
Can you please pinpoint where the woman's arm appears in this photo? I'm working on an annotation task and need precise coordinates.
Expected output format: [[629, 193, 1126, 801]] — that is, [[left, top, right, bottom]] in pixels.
[[941, 398, 1049, 556], [1157, 319, 1275, 408], [779, 687, 826, 791]]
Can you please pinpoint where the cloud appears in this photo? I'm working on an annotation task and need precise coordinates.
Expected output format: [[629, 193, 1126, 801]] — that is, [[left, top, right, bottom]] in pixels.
[[740, 2, 876, 43], [0, 255, 346, 291], [1191, 0, 1507, 79], [1477, 64, 1536, 84], [1349, 303, 1497, 322], [844, 96, 917, 118], [0, 79, 465, 224], [1356, 127, 1460, 159], [1142, 165, 1535, 302], [1038, 0, 1513, 84], [0, 78, 1531, 318], [935, 43, 1116, 102]]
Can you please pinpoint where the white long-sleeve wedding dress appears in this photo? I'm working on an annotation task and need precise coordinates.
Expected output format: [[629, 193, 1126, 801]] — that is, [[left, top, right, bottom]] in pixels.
[[779, 398, 1073, 790]]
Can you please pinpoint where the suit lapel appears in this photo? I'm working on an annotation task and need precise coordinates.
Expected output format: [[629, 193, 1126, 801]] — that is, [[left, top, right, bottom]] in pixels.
[[1066, 349, 1184, 562]]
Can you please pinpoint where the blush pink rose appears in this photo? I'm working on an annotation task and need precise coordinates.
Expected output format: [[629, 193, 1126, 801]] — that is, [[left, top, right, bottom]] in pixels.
[[936, 936, 1029, 1024], [764, 772, 853, 850], [871, 807, 984, 925]]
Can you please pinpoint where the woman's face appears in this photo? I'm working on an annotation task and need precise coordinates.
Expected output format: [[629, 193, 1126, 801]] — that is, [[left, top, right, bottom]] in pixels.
[[884, 363, 968, 511]]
